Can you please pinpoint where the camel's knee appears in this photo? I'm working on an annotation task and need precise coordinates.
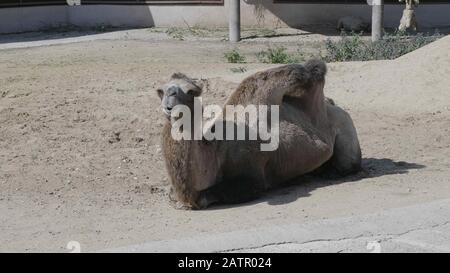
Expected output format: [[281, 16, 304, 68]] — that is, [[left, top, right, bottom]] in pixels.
[[331, 128, 362, 175], [332, 145, 362, 175], [327, 106, 362, 176]]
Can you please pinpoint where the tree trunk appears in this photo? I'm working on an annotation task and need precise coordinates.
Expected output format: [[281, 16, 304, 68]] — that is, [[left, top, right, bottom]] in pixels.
[[399, 6, 418, 32]]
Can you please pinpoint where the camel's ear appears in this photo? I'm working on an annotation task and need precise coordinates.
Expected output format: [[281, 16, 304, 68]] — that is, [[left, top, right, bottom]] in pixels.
[[186, 86, 202, 97], [187, 79, 204, 97], [156, 88, 164, 100], [170, 73, 204, 97]]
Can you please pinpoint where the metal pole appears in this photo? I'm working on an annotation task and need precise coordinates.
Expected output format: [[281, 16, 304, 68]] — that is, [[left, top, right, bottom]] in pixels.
[[371, 0, 384, 42], [229, 0, 241, 42]]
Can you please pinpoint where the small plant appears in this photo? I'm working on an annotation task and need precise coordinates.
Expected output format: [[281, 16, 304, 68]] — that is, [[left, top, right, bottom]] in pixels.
[[165, 26, 213, 40], [245, 28, 277, 39], [230, 67, 248, 73], [224, 49, 246, 63], [186, 26, 210, 38], [257, 46, 295, 64], [166, 27, 185, 40], [94, 24, 108, 33]]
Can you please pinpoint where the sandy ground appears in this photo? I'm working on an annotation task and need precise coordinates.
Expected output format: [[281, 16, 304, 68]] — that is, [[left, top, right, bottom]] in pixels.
[[0, 29, 449, 252], [107, 199, 450, 253]]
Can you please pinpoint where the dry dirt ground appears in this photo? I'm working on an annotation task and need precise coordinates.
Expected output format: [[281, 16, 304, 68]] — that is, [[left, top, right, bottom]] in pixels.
[[0, 29, 449, 252]]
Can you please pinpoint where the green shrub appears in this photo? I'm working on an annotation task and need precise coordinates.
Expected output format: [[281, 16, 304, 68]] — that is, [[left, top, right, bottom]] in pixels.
[[324, 31, 442, 62], [324, 33, 365, 62], [224, 49, 246, 63], [257, 46, 297, 64]]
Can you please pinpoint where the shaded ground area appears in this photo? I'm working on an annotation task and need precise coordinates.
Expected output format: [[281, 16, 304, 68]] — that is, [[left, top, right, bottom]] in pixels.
[[0, 30, 449, 252]]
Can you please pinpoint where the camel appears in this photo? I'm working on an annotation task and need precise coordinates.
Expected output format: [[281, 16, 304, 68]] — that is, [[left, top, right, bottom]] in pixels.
[[156, 60, 361, 209], [337, 16, 370, 33]]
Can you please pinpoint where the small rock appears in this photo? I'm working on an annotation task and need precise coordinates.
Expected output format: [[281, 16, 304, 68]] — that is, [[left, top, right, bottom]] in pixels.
[[108, 132, 121, 143]]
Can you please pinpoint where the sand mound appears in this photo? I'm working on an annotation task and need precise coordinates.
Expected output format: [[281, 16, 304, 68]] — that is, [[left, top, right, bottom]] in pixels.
[[397, 35, 450, 65], [326, 35, 450, 114]]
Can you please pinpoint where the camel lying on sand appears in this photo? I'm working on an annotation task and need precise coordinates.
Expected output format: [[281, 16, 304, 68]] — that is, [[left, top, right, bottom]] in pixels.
[[156, 60, 361, 209]]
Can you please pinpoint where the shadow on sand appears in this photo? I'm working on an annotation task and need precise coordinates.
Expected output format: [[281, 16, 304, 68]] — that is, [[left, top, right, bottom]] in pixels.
[[206, 158, 425, 210], [0, 5, 155, 44]]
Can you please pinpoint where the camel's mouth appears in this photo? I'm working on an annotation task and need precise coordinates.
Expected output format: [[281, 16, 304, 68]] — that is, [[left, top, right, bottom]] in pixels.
[[162, 107, 171, 118]]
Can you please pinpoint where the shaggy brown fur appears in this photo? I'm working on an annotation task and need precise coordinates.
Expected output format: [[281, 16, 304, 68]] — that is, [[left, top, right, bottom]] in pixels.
[[157, 60, 361, 209]]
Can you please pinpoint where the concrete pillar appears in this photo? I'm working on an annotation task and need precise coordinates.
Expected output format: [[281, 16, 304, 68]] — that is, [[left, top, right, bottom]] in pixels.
[[371, 0, 384, 42], [229, 0, 241, 42]]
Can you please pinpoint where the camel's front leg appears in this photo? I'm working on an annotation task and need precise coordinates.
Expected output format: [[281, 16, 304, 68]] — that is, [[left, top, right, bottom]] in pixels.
[[327, 104, 362, 175]]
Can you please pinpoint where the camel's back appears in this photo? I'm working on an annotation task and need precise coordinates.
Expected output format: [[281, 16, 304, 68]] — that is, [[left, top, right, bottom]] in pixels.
[[225, 64, 311, 106]]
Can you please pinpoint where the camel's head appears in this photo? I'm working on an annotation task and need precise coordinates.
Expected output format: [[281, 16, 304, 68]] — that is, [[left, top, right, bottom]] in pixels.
[[156, 73, 203, 119]]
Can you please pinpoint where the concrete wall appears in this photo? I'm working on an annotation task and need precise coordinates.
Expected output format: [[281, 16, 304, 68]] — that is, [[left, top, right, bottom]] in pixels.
[[1, 1, 449, 34]]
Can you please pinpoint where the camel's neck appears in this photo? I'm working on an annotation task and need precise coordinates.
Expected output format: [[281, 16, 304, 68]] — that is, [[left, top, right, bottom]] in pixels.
[[162, 113, 218, 206], [162, 121, 194, 204]]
